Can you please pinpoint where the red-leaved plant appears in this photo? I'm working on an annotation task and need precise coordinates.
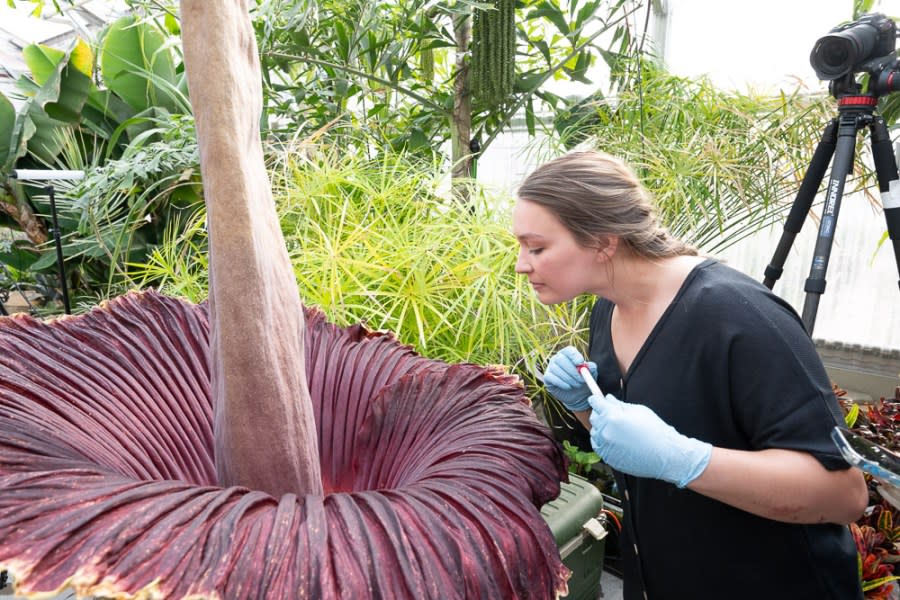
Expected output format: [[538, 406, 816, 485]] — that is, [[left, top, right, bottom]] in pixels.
[[850, 503, 900, 599], [838, 386, 900, 598]]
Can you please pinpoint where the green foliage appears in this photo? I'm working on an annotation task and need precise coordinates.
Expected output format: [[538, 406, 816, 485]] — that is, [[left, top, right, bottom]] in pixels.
[[0, 13, 197, 310], [58, 114, 200, 291], [846, 402, 861, 428], [22, 39, 92, 123], [253, 0, 447, 156], [0, 15, 188, 176], [0, 95, 16, 169], [99, 15, 183, 114], [419, 47, 434, 82], [252, 0, 637, 160], [129, 206, 208, 302], [555, 63, 861, 253], [278, 149, 597, 375], [561, 440, 601, 477], [853, 0, 877, 20], [5, 40, 89, 166]]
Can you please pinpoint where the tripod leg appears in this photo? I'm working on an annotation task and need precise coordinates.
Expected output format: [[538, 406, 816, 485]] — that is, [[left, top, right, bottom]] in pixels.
[[869, 117, 900, 289], [886, 195, 900, 290], [800, 111, 861, 335], [764, 120, 838, 289], [46, 186, 71, 315]]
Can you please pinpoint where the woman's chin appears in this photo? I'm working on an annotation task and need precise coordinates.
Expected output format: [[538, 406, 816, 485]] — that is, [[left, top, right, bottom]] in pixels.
[[532, 287, 560, 305], [535, 287, 583, 306]]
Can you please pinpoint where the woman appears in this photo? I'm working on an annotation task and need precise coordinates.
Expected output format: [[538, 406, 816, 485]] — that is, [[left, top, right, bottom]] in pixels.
[[514, 150, 867, 599]]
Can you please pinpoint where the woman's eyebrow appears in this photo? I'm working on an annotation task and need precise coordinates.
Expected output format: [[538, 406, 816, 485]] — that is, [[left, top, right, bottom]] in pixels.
[[515, 232, 545, 242]]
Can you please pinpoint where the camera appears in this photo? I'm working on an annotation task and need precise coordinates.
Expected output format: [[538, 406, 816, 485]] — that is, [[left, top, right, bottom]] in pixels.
[[809, 13, 898, 85]]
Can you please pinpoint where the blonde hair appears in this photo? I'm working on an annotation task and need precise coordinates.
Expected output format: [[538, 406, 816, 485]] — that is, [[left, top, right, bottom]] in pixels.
[[517, 150, 697, 259]]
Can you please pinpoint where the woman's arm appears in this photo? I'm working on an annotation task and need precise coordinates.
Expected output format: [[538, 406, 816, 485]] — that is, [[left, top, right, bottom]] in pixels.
[[688, 446, 868, 525], [583, 393, 869, 525]]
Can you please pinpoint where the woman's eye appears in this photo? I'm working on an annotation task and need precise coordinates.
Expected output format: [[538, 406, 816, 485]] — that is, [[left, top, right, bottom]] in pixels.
[[529, 248, 543, 255]]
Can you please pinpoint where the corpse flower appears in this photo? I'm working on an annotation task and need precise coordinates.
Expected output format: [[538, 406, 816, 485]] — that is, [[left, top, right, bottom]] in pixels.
[[0, 1, 569, 599]]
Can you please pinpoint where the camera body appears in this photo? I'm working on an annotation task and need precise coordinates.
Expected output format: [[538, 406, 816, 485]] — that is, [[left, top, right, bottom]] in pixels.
[[810, 13, 897, 84]]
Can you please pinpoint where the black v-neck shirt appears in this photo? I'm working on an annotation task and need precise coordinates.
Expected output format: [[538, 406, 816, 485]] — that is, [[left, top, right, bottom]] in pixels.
[[588, 259, 861, 600]]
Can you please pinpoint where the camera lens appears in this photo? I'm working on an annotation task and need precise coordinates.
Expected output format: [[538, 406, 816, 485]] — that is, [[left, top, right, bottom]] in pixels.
[[810, 24, 879, 79], [815, 38, 852, 74]]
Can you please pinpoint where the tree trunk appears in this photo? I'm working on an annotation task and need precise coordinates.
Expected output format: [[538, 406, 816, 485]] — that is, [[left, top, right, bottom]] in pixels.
[[1, 187, 48, 246], [451, 13, 473, 203], [179, 0, 323, 498]]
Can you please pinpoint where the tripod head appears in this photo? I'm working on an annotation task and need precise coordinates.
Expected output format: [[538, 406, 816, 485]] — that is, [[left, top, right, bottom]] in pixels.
[[829, 63, 900, 99]]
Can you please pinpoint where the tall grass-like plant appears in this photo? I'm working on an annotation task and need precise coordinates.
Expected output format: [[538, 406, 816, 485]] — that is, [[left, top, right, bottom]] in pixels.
[[555, 66, 870, 252], [130, 148, 592, 397], [129, 207, 208, 302], [278, 151, 592, 371]]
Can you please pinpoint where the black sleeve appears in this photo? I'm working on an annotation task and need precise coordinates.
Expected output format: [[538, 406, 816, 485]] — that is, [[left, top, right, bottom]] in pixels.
[[725, 292, 849, 470]]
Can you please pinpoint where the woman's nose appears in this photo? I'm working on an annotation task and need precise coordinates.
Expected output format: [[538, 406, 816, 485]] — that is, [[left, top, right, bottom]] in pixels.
[[515, 253, 531, 274]]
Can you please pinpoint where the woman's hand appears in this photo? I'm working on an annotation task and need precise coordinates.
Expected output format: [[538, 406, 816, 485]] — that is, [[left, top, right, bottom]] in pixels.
[[587, 393, 712, 488], [543, 347, 597, 412]]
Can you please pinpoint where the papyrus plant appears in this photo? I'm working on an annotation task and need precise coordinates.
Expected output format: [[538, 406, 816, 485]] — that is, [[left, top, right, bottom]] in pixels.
[[0, 1, 569, 598]]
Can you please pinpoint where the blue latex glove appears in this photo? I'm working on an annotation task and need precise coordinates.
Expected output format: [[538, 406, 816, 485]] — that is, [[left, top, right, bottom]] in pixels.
[[543, 346, 598, 412], [588, 393, 712, 488]]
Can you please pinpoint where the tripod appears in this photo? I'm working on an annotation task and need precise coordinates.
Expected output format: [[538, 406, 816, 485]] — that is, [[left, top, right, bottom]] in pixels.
[[763, 93, 900, 335]]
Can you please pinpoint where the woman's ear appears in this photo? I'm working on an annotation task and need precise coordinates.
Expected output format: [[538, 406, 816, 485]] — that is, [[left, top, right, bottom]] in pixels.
[[596, 235, 619, 262]]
